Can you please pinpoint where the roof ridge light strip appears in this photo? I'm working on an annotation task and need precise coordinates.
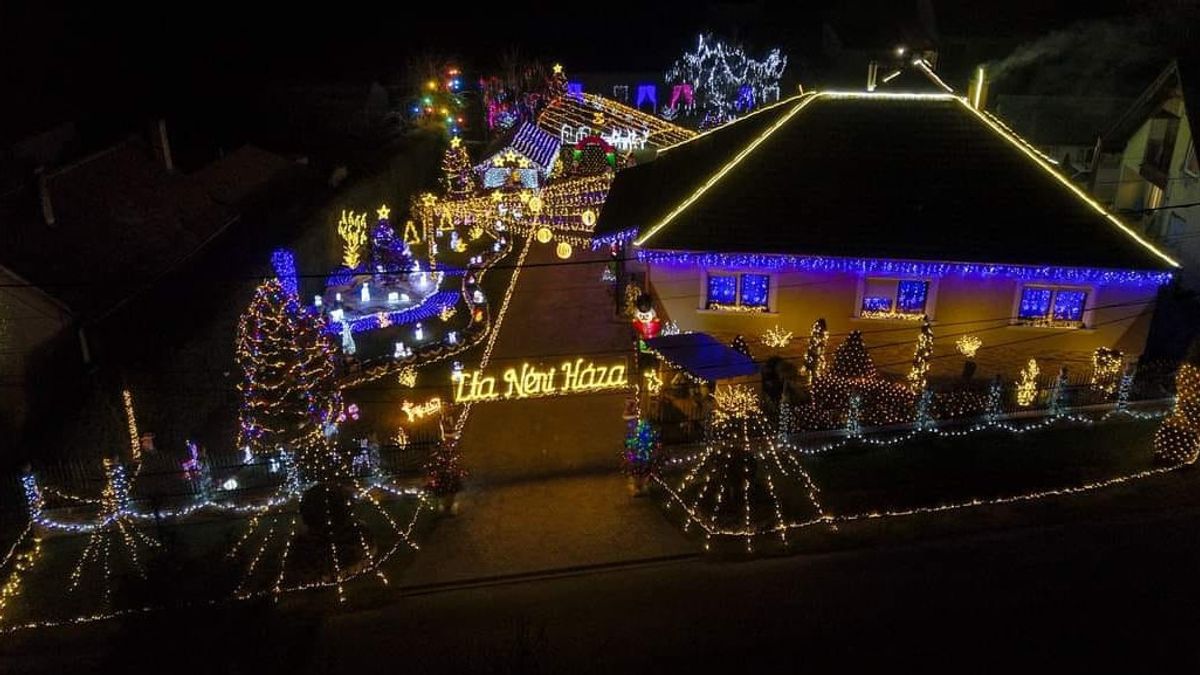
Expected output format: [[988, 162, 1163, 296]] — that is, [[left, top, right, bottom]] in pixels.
[[956, 97, 1181, 269], [634, 93, 823, 247], [912, 58, 956, 94], [656, 92, 812, 155]]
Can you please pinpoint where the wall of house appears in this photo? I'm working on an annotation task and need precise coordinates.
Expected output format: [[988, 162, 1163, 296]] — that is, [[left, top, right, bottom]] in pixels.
[[646, 262, 1160, 382], [0, 268, 73, 444], [1113, 97, 1200, 286]]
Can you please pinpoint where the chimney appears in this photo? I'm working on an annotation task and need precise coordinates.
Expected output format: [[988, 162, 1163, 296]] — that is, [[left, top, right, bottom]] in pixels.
[[867, 60, 878, 92], [35, 166, 55, 226], [969, 66, 989, 110], [149, 118, 173, 171]]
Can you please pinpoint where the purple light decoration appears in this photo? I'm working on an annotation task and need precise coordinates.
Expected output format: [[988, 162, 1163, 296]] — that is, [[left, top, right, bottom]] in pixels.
[[271, 249, 299, 297], [637, 249, 1174, 288], [325, 291, 459, 335], [636, 84, 657, 111], [590, 227, 639, 249]]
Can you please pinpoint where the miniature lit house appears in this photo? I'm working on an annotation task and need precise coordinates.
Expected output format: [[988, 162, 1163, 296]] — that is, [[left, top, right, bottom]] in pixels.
[[474, 122, 561, 189], [595, 70, 1180, 378]]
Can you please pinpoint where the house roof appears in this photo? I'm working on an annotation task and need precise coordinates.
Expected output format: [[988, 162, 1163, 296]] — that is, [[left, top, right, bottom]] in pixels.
[[474, 122, 561, 174], [536, 92, 696, 149], [644, 332, 758, 382], [1101, 56, 1200, 152], [596, 91, 1177, 272], [0, 140, 299, 320]]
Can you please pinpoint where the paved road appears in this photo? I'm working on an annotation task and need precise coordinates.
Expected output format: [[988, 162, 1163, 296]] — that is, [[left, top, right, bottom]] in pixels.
[[313, 505, 1200, 673], [400, 244, 692, 586]]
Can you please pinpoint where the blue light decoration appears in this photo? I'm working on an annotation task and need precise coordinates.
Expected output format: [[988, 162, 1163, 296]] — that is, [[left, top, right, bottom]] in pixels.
[[567, 82, 584, 101], [706, 274, 737, 307], [734, 83, 755, 112], [635, 84, 657, 111], [1018, 287, 1053, 321], [897, 279, 929, 314], [590, 227, 639, 250], [739, 273, 770, 308], [1052, 289, 1087, 322], [271, 248, 299, 298], [862, 296, 893, 313], [324, 291, 459, 335], [636, 250, 1173, 288]]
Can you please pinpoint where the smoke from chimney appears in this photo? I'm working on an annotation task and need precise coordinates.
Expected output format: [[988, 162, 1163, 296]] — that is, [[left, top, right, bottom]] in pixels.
[[987, 16, 1168, 97]]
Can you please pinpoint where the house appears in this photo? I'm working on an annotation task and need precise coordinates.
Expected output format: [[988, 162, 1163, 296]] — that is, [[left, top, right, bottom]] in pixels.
[[1097, 59, 1200, 286], [473, 122, 561, 189], [594, 69, 1179, 381], [0, 135, 309, 446]]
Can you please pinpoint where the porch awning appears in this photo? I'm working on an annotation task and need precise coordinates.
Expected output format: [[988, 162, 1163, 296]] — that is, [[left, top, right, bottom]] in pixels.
[[643, 333, 758, 382]]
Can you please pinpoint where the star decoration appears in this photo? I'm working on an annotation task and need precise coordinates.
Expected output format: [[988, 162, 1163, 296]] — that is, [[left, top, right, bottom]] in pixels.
[[553, 63, 563, 74], [450, 136, 462, 149], [377, 204, 391, 220]]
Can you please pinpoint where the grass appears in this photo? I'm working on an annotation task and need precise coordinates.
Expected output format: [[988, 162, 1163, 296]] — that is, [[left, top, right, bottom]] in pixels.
[[659, 416, 1188, 556]]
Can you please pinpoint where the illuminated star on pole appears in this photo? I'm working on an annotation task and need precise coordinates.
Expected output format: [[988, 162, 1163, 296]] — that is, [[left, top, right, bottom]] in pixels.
[[377, 204, 391, 220], [450, 136, 462, 149]]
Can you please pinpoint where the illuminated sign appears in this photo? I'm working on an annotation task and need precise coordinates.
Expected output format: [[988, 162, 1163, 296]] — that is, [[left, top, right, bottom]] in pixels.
[[401, 397, 443, 422], [452, 359, 630, 403]]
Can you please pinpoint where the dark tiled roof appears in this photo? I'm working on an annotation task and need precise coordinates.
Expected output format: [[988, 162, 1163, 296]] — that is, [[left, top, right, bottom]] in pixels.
[[596, 93, 1174, 271], [0, 141, 297, 320]]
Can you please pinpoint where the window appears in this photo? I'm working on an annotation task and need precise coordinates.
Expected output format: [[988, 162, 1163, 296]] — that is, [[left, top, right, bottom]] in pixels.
[[705, 273, 771, 311], [739, 274, 770, 309], [1017, 286, 1087, 326], [860, 278, 929, 319]]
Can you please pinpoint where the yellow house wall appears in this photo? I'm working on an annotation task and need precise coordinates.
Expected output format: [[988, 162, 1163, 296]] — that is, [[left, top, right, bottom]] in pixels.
[[647, 263, 1159, 381]]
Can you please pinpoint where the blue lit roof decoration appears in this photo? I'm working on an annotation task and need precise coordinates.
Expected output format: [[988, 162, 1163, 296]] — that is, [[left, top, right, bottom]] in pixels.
[[638, 250, 1174, 287]]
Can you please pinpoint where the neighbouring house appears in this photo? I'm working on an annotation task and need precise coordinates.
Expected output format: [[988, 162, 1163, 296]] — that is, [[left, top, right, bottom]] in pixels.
[[1096, 59, 1200, 286], [594, 68, 1180, 382], [0, 132, 309, 447], [992, 94, 1133, 180], [473, 122, 561, 189]]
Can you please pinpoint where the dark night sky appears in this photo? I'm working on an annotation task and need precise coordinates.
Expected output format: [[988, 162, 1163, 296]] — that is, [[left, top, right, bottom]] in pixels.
[[0, 0, 1160, 139]]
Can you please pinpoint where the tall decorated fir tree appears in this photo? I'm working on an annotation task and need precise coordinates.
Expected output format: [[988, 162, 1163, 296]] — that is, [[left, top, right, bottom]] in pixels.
[[907, 316, 934, 393], [441, 137, 476, 198], [802, 318, 828, 384], [235, 278, 343, 468]]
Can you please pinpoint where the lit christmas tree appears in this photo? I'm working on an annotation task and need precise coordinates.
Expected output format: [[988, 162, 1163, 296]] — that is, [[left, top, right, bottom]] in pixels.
[[1155, 341, 1200, 464], [547, 63, 569, 101], [830, 331, 876, 380], [425, 438, 467, 507], [802, 318, 828, 384], [369, 204, 413, 273], [622, 418, 663, 480], [440, 137, 476, 198], [666, 34, 786, 120], [235, 278, 342, 463], [907, 316, 933, 393]]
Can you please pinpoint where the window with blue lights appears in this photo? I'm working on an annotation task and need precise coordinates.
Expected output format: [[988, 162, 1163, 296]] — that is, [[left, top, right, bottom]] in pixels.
[[739, 274, 770, 308], [860, 278, 929, 318], [706, 273, 770, 311], [706, 274, 738, 308], [1017, 286, 1087, 326]]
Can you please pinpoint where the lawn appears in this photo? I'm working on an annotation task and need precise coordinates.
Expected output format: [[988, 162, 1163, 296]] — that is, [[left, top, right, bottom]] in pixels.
[[659, 415, 1178, 554]]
